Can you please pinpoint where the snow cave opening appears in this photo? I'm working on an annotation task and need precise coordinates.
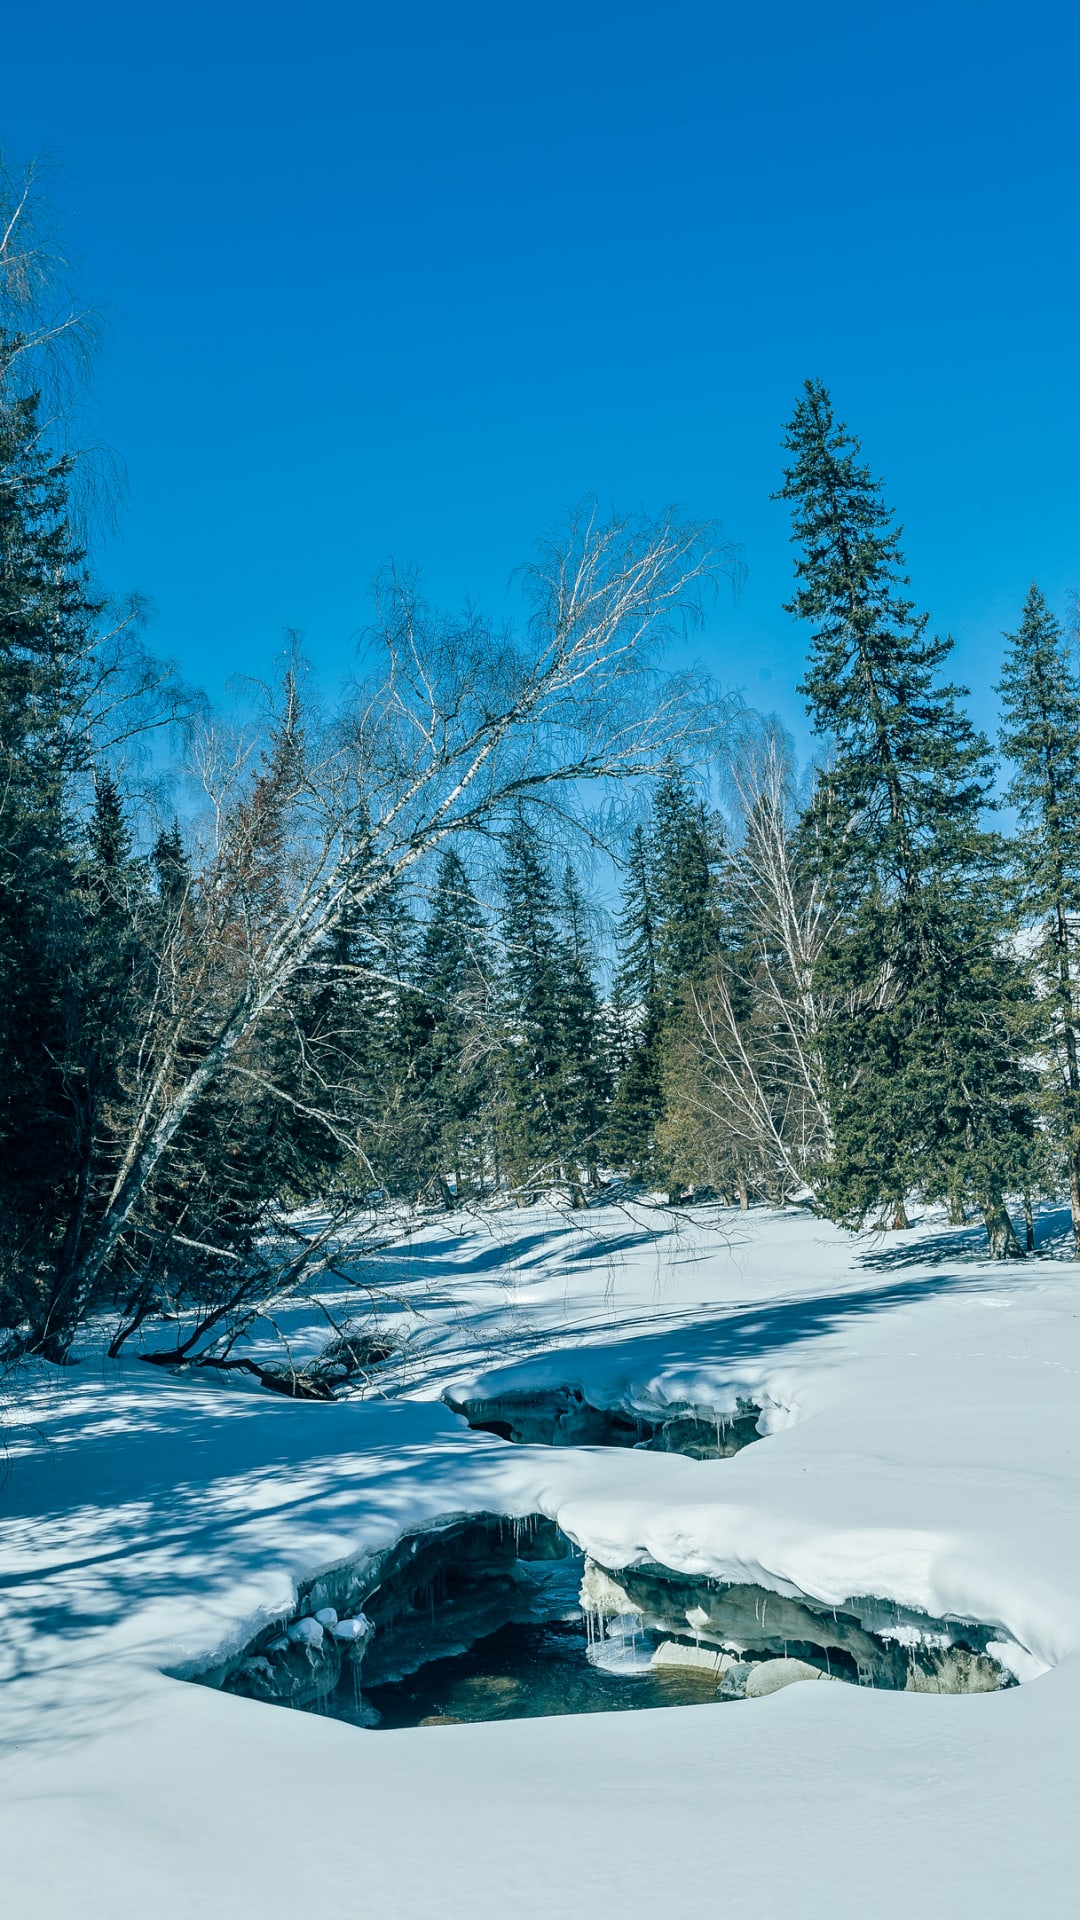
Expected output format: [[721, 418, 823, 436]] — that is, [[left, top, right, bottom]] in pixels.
[[444, 1386, 765, 1456], [194, 1510, 1021, 1731]]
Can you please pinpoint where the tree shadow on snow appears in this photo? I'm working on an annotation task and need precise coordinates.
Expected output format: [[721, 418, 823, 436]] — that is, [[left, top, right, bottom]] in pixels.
[[855, 1202, 1075, 1272]]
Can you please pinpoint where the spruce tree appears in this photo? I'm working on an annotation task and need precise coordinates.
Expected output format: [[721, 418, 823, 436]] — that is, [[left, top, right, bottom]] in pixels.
[[496, 815, 566, 1196], [495, 816, 605, 1203], [556, 861, 609, 1189], [777, 380, 1036, 1255], [300, 866, 420, 1202], [998, 584, 1080, 1251], [119, 708, 362, 1321], [651, 766, 717, 1009], [385, 847, 494, 1203], [0, 362, 112, 1338], [606, 772, 719, 1186], [420, 847, 495, 1200], [605, 825, 664, 1176], [614, 826, 659, 1008], [74, 775, 148, 1178]]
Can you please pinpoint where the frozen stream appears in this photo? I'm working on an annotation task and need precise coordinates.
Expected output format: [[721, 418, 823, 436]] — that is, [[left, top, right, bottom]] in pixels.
[[362, 1615, 732, 1727], [197, 1508, 1020, 1728], [444, 1383, 764, 1456], [7, 1203, 1080, 1917], [184, 1239, 1042, 1732]]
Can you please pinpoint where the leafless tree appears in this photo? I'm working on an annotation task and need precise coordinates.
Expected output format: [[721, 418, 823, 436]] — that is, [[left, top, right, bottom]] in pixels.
[[660, 726, 837, 1200], [34, 507, 731, 1357]]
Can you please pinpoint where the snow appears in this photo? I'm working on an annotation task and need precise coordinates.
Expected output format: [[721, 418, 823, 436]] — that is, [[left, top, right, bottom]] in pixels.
[[3, 1201, 1080, 1915], [287, 1616, 323, 1647], [744, 1653, 837, 1694], [330, 1614, 371, 1642]]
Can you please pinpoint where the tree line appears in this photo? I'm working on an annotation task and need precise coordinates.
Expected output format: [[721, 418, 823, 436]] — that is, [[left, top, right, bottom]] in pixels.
[[0, 165, 725, 1376], [5, 167, 1080, 1390], [660, 382, 1080, 1264]]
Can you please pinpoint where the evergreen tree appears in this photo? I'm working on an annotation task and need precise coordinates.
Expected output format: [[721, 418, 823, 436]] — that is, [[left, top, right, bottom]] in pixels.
[[151, 818, 188, 909], [556, 861, 609, 1188], [419, 847, 495, 1199], [118, 704, 364, 1324], [22, 774, 152, 1352], [777, 380, 1037, 1255], [605, 826, 665, 1178], [998, 584, 1080, 1250], [651, 765, 717, 1008], [614, 825, 659, 1008], [296, 865, 419, 1202], [383, 847, 494, 1203], [0, 360, 113, 1338], [606, 774, 719, 1185], [70, 775, 148, 1200], [495, 816, 605, 1203]]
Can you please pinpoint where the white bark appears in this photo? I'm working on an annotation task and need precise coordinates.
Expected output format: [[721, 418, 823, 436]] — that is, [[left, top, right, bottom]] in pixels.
[[667, 729, 839, 1195], [44, 508, 726, 1342]]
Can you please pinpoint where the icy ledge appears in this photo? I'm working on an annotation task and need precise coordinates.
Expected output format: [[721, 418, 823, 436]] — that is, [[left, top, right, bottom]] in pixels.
[[186, 1508, 1028, 1719], [578, 1557, 1024, 1694], [445, 1383, 765, 1456], [186, 1511, 575, 1711]]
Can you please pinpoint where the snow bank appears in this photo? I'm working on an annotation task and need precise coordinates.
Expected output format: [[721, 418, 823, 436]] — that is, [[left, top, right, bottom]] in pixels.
[[3, 1202, 1080, 1916]]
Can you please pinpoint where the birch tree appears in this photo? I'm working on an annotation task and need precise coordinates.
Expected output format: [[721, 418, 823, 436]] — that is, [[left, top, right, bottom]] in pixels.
[[29, 510, 724, 1357], [658, 727, 834, 1199]]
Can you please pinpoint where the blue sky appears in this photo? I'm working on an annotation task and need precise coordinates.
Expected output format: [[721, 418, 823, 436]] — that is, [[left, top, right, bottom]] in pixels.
[[4, 0, 1079, 754]]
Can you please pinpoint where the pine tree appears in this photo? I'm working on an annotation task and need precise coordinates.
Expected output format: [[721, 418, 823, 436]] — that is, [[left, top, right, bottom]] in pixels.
[[614, 826, 659, 1009], [384, 847, 494, 1203], [495, 817, 605, 1203], [606, 773, 720, 1187], [0, 361, 113, 1338], [998, 584, 1080, 1251], [116, 702, 359, 1320], [605, 826, 664, 1176], [293, 866, 420, 1203], [69, 775, 148, 1214], [556, 861, 609, 1189], [419, 847, 495, 1200], [495, 816, 566, 1196], [777, 380, 1037, 1256], [652, 766, 717, 1009]]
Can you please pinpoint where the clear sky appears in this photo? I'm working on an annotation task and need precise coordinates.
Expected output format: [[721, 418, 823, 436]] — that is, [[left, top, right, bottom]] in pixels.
[[4, 0, 1079, 753]]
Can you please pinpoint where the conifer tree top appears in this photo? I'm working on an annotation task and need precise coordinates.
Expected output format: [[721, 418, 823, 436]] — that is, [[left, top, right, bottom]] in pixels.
[[998, 584, 1080, 918], [777, 379, 990, 891]]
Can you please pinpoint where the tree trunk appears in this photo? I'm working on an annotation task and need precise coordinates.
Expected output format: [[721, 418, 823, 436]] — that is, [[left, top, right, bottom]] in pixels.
[[736, 1170, 749, 1211], [947, 1188, 966, 1227], [982, 1196, 1025, 1261], [1053, 902, 1080, 1258], [891, 1200, 910, 1230], [1023, 1193, 1035, 1254], [1069, 1150, 1080, 1260]]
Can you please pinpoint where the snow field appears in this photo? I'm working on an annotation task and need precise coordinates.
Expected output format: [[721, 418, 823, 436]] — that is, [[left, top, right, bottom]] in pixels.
[[2, 1202, 1079, 1915]]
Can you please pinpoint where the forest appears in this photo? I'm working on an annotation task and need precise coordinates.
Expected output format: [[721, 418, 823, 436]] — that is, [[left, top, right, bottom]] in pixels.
[[4, 160, 1080, 1393]]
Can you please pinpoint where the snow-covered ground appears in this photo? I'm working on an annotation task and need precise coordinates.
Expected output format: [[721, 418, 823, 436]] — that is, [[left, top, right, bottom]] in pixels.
[[3, 1202, 1079, 1916]]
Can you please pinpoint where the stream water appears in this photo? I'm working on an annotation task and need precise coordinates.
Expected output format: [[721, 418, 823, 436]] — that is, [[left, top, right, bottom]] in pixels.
[[328, 1613, 724, 1728]]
